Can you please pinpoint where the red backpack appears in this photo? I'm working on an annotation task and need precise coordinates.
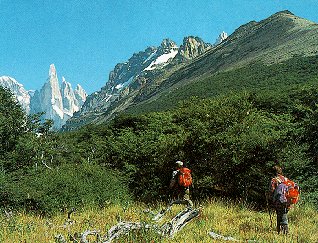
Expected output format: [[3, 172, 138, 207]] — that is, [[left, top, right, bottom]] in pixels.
[[274, 176, 300, 205], [178, 167, 192, 187], [284, 178, 300, 205]]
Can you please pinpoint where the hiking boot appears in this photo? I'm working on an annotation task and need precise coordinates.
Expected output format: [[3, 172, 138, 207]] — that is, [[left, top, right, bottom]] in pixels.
[[277, 224, 288, 234], [282, 225, 289, 234]]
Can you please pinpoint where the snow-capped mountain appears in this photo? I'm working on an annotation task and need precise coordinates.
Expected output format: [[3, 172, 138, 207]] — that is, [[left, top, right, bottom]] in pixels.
[[0, 65, 87, 129], [144, 39, 179, 71], [0, 76, 31, 113], [74, 84, 87, 107], [78, 38, 181, 114], [30, 64, 87, 129]]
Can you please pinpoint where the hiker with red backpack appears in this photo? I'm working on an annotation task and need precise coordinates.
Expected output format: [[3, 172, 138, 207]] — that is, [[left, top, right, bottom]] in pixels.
[[269, 165, 300, 234], [169, 160, 194, 208]]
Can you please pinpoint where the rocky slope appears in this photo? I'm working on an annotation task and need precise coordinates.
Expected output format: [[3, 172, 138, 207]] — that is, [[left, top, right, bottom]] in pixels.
[[64, 35, 218, 130], [64, 11, 318, 131], [111, 10, 318, 117]]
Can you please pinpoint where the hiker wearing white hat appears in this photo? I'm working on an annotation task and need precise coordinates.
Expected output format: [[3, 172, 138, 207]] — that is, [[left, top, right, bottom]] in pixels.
[[169, 160, 193, 208]]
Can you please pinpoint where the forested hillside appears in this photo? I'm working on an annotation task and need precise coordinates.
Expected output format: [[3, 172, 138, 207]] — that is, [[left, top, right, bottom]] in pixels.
[[126, 54, 318, 114]]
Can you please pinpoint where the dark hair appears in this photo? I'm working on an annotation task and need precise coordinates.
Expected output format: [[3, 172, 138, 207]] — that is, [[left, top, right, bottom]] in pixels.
[[272, 165, 283, 175]]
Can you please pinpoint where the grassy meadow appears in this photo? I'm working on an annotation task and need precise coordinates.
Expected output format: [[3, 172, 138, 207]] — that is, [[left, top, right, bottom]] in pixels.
[[0, 199, 317, 242]]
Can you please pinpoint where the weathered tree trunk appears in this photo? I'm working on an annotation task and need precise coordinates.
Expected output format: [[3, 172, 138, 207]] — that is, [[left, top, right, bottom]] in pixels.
[[103, 222, 152, 243], [161, 207, 200, 237], [102, 207, 199, 242], [55, 206, 200, 242], [80, 230, 100, 243]]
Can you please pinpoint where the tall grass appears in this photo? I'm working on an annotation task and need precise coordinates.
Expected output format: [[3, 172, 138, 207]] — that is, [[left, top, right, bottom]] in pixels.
[[0, 199, 317, 242]]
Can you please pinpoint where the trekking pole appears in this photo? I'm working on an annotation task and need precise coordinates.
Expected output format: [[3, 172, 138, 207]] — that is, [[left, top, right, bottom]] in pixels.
[[268, 206, 273, 229], [265, 192, 273, 229]]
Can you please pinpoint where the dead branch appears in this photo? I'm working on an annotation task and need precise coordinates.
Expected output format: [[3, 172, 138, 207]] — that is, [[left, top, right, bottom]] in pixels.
[[102, 222, 152, 243], [40, 151, 52, 169], [152, 206, 172, 222], [102, 207, 199, 242], [55, 206, 200, 242], [161, 207, 200, 237], [80, 230, 100, 243]]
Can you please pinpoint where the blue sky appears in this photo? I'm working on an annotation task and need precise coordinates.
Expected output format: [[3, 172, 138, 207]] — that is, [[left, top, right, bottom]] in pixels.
[[0, 0, 317, 94]]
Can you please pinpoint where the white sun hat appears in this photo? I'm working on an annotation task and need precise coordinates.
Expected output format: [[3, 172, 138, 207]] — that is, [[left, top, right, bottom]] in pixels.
[[176, 160, 183, 166]]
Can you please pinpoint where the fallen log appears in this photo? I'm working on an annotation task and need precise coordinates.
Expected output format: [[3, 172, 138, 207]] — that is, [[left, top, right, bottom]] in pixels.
[[101, 207, 199, 242], [55, 206, 200, 242], [80, 230, 100, 243], [102, 222, 152, 243], [161, 207, 200, 237]]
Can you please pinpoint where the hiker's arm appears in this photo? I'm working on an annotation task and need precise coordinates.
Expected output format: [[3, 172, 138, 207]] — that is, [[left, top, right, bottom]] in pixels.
[[266, 179, 275, 203], [169, 178, 176, 189], [169, 170, 178, 189], [269, 178, 277, 193]]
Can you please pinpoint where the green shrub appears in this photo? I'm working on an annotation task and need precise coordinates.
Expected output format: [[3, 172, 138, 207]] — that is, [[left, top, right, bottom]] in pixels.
[[0, 162, 131, 214]]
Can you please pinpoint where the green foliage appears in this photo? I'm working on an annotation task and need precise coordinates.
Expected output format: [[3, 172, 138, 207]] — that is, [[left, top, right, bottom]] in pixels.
[[168, 94, 299, 203], [60, 88, 318, 207], [0, 87, 27, 157], [27, 112, 53, 135], [0, 163, 131, 214]]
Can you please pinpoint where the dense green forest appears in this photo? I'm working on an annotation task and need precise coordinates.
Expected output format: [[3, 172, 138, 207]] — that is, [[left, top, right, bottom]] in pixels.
[[1, 56, 318, 215]]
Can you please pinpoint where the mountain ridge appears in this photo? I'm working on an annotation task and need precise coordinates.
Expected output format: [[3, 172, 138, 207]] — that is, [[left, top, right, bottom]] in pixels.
[[64, 34, 222, 130], [132, 10, 318, 104], [63, 10, 318, 130], [0, 76, 31, 113]]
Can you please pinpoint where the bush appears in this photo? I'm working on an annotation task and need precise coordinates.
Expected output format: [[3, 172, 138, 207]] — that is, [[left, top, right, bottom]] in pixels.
[[0, 162, 131, 214]]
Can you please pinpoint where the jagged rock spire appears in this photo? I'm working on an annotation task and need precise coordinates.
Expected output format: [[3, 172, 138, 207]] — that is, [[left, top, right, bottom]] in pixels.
[[49, 64, 57, 77], [175, 36, 212, 61], [30, 64, 87, 129], [214, 31, 228, 45]]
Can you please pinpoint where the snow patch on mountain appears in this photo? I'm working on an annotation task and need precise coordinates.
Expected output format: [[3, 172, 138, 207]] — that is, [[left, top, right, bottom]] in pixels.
[[145, 50, 178, 71], [115, 76, 135, 90], [52, 104, 64, 119], [143, 50, 158, 64]]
